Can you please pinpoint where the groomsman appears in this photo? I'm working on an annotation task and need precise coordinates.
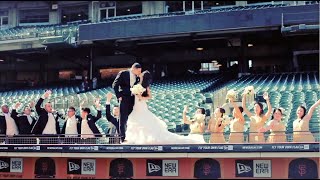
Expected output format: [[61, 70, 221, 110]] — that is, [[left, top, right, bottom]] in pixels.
[[60, 106, 81, 144], [11, 102, 37, 134], [80, 99, 102, 144], [105, 92, 120, 137], [0, 104, 19, 143], [11, 102, 37, 144], [31, 90, 61, 144]]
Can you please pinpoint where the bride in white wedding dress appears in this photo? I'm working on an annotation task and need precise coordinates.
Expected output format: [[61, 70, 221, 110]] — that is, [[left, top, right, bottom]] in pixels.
[[124, 71, 206, 145]]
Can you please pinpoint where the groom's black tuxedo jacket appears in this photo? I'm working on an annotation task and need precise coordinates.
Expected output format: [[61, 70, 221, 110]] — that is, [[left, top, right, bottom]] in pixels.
[[112, 70, 139, 100], [31, 98, 60, 135], [11, 110, 37, 134]]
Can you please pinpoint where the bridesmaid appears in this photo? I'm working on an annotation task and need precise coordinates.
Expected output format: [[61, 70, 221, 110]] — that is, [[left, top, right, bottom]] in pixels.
[[242, 91, 272, 143], [207, 107, 227, 143], [182, 106, 206, 143], [228, 97, 245, 143], [293, 99, 320, 142], [258, 108, 287, 143]]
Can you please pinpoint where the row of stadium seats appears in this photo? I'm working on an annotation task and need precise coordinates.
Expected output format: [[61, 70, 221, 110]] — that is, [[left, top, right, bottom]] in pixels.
[[0, 20, 90, 41], [102, 4, 288, 23], [0, 3, 291, 41]]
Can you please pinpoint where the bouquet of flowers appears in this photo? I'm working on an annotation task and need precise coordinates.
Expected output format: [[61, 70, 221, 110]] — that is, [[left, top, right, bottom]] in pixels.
[[226, 89, 237, 100], [130, 84, 146, 95], [244, 86, 255, 95], [191, 113, 206, 122]]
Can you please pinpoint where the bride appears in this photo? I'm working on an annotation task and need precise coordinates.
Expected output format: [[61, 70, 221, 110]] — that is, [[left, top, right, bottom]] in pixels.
[[124, 70, 206, 145]]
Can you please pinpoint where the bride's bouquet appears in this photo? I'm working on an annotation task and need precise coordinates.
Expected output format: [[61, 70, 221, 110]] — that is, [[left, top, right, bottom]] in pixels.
[[226, 89, 237, 100], [130, 84, 146, 95], [243, 86, 255, 95]]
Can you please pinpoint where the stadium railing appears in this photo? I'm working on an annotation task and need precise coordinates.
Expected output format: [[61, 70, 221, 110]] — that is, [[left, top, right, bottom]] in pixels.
[[0, 131, 318, 145]]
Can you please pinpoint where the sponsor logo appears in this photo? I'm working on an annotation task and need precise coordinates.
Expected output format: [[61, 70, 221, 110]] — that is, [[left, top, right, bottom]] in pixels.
[[253, 160, 271, 178], [235, 160, 271, 178], [237, 163, 252, 174], [146, 160, 179, 177], [68, 162, 80, 172], [81, 159, 96, 175], [148, 163, 161, 173], [10, 158, 23, 173], [162, 160, 178, 176], [0, 160, 9, 170]]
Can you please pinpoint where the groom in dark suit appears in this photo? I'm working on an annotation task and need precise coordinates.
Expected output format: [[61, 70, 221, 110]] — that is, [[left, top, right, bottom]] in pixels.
[[112, 63, 142, 143]]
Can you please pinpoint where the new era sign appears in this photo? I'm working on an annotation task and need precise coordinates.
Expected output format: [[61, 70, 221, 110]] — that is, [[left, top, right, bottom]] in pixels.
[[67, 159, 96, 175], [0, 158, 23, 173], [236, 160, 271, 178], [146, 159, 178, 177]]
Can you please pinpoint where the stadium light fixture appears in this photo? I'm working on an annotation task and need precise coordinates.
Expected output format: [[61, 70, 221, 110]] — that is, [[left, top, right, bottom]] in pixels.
[[0, 59, 4, 62], [196, 47, 204, 51], [127, 9, 131, 12], [248, 43, 253, 47]]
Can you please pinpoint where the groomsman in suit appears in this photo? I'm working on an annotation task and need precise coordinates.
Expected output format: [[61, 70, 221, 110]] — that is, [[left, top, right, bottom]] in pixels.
[[60, 106, 82, 144], [0, 104, 19, 143], [105, 92, 120, 143], [112, 62, 142, 143], [11, 101, 37, 144], [80, 99, 102, 144], [31, 90, 61, 144]]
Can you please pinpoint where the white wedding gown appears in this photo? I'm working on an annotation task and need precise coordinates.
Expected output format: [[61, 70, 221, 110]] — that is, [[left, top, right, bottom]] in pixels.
[[125, 96, 206, 144]]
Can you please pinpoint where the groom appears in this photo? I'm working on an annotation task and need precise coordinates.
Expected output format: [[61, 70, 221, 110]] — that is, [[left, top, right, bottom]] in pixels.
[[112, 63, 142, 143]]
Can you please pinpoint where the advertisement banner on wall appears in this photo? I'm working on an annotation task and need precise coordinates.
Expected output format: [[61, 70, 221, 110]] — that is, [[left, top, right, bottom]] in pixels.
[[0, 158, 23, 178], [235, 160, 271, 178], [67, 159, 96, 179], [146, 159, 179, 177]]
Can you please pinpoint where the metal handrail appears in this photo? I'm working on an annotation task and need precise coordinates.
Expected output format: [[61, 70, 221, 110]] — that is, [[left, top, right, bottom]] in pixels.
[[0, 131, 318, 145]]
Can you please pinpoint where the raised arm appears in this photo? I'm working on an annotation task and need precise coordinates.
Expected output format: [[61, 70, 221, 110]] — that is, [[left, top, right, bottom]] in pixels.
[[105, 92, 116, 122], [112, 71, 123, 100], [11, 102, 21, 120], [304, 99, 320, 121], [36, 90, 51, 115], [263, 92, 272, 121], [182, 106, 193, 125], [242, 94, 253, 118], [91, 98, 102, 123]]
